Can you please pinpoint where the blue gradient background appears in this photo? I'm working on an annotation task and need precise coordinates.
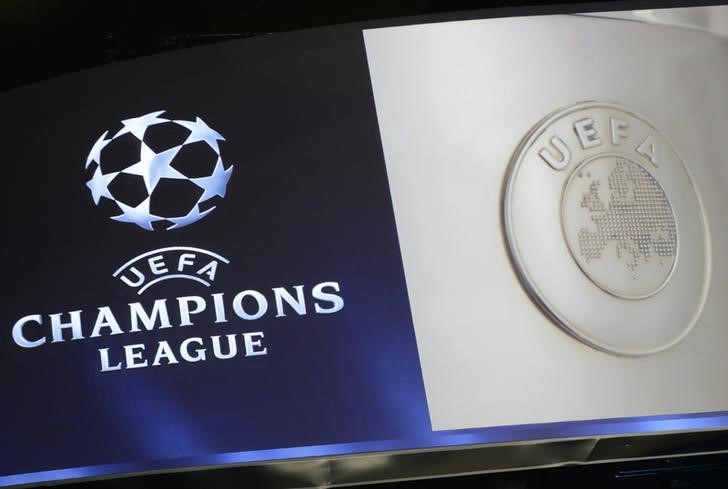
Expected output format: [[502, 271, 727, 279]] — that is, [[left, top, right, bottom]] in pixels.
[[0, 25, 430, 483], [1, 24, 727, 488]]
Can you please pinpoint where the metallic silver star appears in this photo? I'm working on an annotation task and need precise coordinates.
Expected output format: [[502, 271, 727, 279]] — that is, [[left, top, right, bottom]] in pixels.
[[175, 117, 225, 153], [166, 205, 215, 230], [86, 167, 118, 205], [114, 110, 169, 140], [111, 197, 163, 231], [122, 143, 187, 194], [85, 130, 111, 169], [192, 157, 233, 202]]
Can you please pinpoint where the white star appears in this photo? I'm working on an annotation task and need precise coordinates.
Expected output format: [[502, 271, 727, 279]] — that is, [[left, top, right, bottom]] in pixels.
[[192, 158, 233, 202], [122, 143, 187, 193], [175, 117, 225, 153], [86, 167, 118, 205], [85, 130, 111, 169], [111, 197, 163, 231], [114, 110, 169, 140], [166, 205, 215, 230]]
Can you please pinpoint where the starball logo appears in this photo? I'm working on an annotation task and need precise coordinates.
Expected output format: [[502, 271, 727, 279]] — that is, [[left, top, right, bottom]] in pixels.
[[85, 110, 233, 230], [11, 111, 345, 372]]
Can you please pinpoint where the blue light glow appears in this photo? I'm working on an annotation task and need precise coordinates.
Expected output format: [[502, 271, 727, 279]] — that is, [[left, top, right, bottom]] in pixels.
[[3, 411, 728, 487]]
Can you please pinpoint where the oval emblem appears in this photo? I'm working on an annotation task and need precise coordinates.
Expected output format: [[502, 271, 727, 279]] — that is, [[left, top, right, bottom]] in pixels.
[[503, 102, 710, 356]]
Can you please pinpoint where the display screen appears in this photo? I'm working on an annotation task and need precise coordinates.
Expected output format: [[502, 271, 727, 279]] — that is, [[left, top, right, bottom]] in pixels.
[[3, 7, 728, 487]]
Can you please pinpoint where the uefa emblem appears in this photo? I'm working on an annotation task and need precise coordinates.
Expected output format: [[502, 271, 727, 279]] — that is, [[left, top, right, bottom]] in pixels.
[[503, 102, 710, 356]]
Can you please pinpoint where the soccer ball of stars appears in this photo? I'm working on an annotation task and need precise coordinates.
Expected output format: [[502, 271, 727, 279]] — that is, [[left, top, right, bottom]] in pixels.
[[85, 111, 233, 231]]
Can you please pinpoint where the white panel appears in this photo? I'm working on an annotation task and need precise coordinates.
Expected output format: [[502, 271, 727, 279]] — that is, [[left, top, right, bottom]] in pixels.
[[364, 12, 728, 431]]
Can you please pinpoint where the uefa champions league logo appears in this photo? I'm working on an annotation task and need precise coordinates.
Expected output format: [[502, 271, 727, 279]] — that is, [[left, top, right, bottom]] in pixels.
[[85, 110, 233, 230], [9, 109, 345, 375]]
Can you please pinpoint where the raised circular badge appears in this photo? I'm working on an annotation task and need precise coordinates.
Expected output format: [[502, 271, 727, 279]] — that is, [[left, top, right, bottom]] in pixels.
[[503, 102, 710, 356]]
